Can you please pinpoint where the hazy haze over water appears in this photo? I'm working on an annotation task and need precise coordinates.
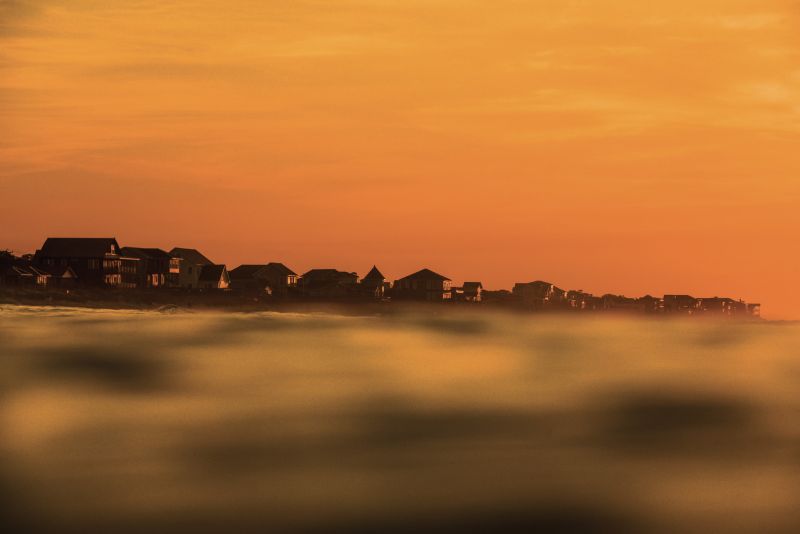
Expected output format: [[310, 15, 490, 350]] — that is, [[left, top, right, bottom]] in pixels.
[[2, 305, 799, 532]]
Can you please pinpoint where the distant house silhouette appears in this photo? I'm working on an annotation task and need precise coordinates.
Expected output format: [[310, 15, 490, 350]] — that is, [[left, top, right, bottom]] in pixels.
[[120, 247, 180, 288], [461, 281, 483, 302], [1, 250, 77, 288], [481, 288, 514, 304], [301, 269, 358, 298], [198, 264, 230, 290], [360, 266, 387, 298], [512, 281, 565, 308], [566, 290, 601, 310], [169, 247, 214, 289], [637, 295, 662, 313], [448, 281, 482, 302], [698, 297, 747, 316], [601, 294, 640, 312], [1, 251, 43, 286], [34, 237, 137, 288], [393, 268, 452, 301], [229, 265, 270, 293], [4, 234, 765, 317], [663, 295, 698, 314], [45, 265, 78, 288], [262, 263, 298, 295], [229, 263, 298, 296]]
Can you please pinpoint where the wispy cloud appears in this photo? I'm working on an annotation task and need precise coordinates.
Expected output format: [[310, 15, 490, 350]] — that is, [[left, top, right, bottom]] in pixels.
[[715, 12, 785, 30]]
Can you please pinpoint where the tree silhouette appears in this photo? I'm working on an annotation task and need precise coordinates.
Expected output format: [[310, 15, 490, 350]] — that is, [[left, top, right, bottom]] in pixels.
[[0, 249, 15, 263]]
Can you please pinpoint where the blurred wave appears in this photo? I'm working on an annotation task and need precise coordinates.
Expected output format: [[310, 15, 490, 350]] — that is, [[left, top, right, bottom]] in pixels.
[[2, 304, 800, 532]]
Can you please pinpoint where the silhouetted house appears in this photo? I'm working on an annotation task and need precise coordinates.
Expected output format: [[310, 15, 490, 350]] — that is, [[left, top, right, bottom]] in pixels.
[[731, 299, 748, 316], [393, 269, 452, 301], [567, 290, 585, 308], [663, 294, 699, 314], [34, 237, 137, 288], [1, 264, 50, 287], [229, 263, 298, 296], [481, 289, 515, 305], [584, 295, 604, 311], [1, 265, 28, 286], [263, 263, 298, 296], [360, 266, 387, 298], [0, 252, 50, 287], [41, 265, 78, 288], [120, 247, 181, 288], [512, 281, 565, 309], [602, 294, 641, 312], [698, 297, 748, 316], [637, 295, 663, 313], [170, 247, 214, 289], [301, 269, 358, 298], [230, 265, 270, 294], [567, 290, 602, 311], [451, 282, 482, 302], [462, 282, 482, 302], [197, 264, 230, 290]]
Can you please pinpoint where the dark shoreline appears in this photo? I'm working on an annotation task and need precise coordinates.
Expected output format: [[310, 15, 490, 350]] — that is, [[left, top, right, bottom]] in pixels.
[[0, 287, 771, 321]]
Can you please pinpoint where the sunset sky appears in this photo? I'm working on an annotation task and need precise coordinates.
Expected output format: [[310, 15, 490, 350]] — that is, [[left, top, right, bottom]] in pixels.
[[1, 0, 798, 318]]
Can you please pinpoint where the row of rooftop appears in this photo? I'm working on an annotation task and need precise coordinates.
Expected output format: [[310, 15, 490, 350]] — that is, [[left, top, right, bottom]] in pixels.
[[0, 237, 760, 317]]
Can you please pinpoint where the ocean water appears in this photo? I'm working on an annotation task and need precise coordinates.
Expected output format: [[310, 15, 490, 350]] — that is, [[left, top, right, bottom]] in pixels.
[[1, 304, 799, 532]]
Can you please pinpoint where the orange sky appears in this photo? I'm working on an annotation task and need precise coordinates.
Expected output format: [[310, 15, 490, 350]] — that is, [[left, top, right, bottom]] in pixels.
[[1, 0, 799, 318]]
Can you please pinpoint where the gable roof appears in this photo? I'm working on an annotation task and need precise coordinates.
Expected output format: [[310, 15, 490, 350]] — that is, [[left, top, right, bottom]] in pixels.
[[229, 264, 265, 279], [515, 280, 555, 288], [120, 247, 173, 261], [265, 262, 296, 276], [41, 265, 77, 278], [170, 247, 213, 266], [2, 265, 24, 277], [398, 268, 450, 281], [302, 268, 358, 279], [362, 266, 385, 281], [39, 238, 120, 258], [229, 263, 298, 280], [3, 264, 51, 277], [514, 280, 565, 292], [199, 264, 227, 282], [303, 269, 355, 278]]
